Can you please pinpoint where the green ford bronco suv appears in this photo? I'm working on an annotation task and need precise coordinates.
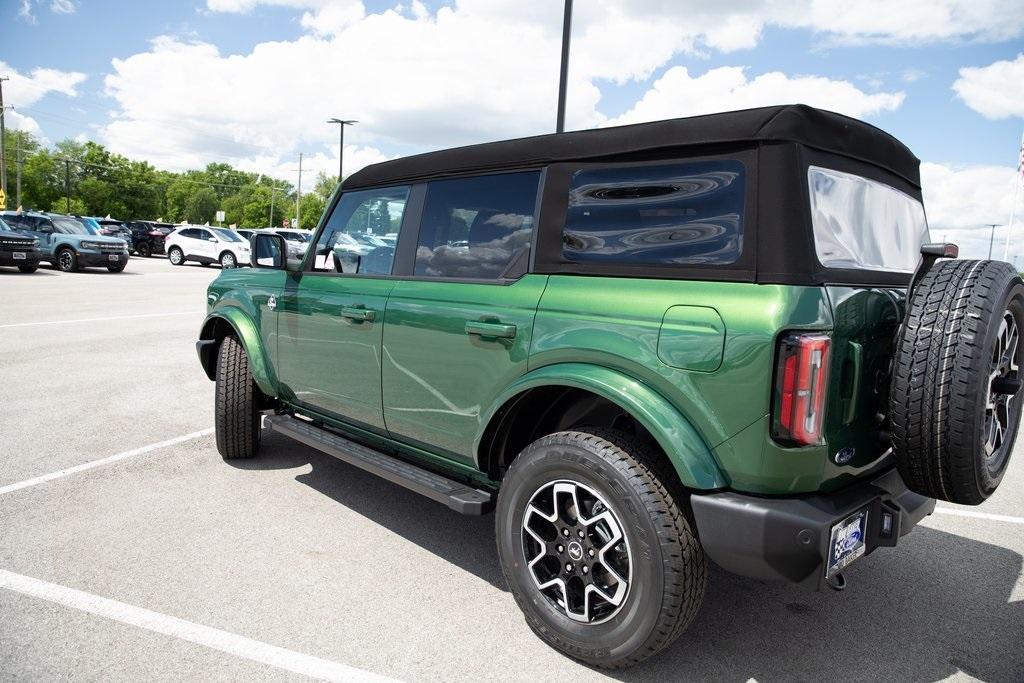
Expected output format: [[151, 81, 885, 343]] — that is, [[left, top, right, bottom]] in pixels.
[[197, 105, 1022, 669]]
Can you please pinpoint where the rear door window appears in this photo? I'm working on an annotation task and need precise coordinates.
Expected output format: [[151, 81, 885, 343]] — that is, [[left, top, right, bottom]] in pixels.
[[562, 160, 746, 266], [808, 166, 929, 273], [414, 171, 539, 280]]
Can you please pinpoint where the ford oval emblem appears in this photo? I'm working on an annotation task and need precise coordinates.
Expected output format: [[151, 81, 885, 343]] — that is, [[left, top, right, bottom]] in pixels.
[[835, 447, 855, 465]]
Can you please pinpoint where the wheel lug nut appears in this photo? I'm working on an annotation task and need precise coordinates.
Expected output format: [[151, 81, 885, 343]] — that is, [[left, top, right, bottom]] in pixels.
[[588, 548, 595, 557], [566, 563, 573, 572], [577, 529, 584, 538], [581, 565, 589, 574], [556, 544, 564, 553], [562, 528, 570, 537]]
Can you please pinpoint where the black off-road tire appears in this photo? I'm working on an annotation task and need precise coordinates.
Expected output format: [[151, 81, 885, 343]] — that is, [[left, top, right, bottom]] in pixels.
[[107, 263, 127, 273], [137, 241, 152, 257], [167, 246, 185, 266], [215, 336, 261, 459], [891, 259, 1024, 504], [496, 428, 705, 669], [18, 264, 38, 273]]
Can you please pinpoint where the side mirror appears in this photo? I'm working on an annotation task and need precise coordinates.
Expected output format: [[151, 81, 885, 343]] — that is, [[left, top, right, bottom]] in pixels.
[[38, 224, 54, 234], [340, 252, 361, 274], [252, 233, 286, 269], [208, 237, 218, 243]]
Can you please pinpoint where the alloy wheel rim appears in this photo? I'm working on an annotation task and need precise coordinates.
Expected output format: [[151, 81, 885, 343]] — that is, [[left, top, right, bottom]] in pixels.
[[222, 253, 235, 268], [985, 310, 1019, 468], [59, 251, 73, 271], [170, 249, 182, 264], [521, 479, 631, 624]]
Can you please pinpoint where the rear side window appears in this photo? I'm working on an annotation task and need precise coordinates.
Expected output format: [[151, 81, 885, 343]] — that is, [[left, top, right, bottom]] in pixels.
[[414, 171, 539, 280], [808, 166, 929, 273], [562, 160, 746, 266]]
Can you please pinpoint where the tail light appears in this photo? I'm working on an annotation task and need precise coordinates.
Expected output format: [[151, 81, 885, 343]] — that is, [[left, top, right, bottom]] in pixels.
[[149, 231, 163, 237], [772, 332, 831, 446]]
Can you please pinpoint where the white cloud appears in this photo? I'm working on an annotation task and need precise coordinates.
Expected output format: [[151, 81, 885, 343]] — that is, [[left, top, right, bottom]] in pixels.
[[607, 66, 904, 126], [901, 68, 926, 83], [49, 0, 76, 14], [921, 162, 1023, 260], [0, 61, 88, 137], [953, 53, 1024, 119]]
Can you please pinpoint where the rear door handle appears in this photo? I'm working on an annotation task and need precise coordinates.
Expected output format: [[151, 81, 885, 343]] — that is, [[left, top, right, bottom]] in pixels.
[[341, 306, 376, 322], [465, 320, 516, 339]]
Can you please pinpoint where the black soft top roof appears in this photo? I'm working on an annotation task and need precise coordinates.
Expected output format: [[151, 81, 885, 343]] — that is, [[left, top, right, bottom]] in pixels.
[[344, 104, 919, 190]]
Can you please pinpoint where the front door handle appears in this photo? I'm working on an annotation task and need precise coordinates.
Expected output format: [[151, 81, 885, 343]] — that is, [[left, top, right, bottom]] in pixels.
[[341, 306, 376, 322], [465, 320, 516, 339]]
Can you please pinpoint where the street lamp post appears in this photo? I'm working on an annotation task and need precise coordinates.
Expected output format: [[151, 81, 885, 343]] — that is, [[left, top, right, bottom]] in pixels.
[[327, 118, 357, 182], [986, 223, 1000, 260], [555, 0, 573, 133]]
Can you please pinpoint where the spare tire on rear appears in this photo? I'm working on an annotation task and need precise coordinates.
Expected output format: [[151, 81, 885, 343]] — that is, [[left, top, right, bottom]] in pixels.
[[891, 259, 1023, 505]]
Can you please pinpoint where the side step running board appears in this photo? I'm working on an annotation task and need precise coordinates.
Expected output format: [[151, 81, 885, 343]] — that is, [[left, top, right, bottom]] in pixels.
[[265, 414, 495, 515]]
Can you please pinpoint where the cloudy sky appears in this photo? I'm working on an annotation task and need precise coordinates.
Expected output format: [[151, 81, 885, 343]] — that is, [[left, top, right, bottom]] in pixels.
[[4, 0, 1024, 259]]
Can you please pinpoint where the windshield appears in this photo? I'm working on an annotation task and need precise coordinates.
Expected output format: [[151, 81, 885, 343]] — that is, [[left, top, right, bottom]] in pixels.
[[53, 217, 92, 235], [279, 231, 309, 242], [0, 217, 11, 232], [212, 228, 242, 242], [80, 217, 103, 234], [808, 166, 929, 273]]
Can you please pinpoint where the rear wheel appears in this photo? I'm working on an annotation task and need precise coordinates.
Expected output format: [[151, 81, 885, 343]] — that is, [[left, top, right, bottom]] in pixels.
[[137, 241, 152, 257], [168, 246, 184, 266], [57, 248, 78, 272], [891, 259, 1024, 504], [496, 429, 705, 669], [107, 263, 126, 273], [215, 336, 262, 459], [17, 264, 38, 273]]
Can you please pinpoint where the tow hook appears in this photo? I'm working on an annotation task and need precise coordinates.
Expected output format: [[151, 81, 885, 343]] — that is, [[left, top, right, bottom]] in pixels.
[[826, 572, 847, 592]]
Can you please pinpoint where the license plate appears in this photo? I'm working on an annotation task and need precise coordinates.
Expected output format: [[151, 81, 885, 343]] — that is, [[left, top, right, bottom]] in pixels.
[[13, 252, 25, 260], [108, 254, 119, 261], [826, 509, 868, 578]]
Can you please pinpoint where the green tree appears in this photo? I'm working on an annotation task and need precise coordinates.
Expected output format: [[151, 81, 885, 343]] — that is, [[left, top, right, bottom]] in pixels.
[[184, 187, 218, 224]]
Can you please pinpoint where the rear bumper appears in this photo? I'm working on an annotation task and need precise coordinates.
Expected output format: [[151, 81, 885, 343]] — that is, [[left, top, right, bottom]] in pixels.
[[691, 468, 934, 589]]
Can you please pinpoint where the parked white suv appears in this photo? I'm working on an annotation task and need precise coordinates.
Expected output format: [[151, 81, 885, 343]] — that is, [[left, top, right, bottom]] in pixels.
[[269, 229, 311, 258], [165, 226, 251, 269]]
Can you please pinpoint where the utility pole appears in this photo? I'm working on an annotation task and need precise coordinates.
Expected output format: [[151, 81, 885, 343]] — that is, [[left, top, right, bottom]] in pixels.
[[15, 131, 22, 210], [269, 185, 275, 228], [295, 152, 303, 229], [64, 158, 71, 213], [555, 0, 573, 133], [327, 118, 356, 182], [0, 75, 9, 197], [986, 223, 1000, 260]]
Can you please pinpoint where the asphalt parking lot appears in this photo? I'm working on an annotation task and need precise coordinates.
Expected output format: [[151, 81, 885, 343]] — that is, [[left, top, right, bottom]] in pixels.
[[1, 256, 1022, 682]]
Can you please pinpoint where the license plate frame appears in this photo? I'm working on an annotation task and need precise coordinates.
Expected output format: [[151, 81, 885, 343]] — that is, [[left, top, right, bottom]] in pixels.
[[826, 508, 868, 579], [13, 252, 26, 260], [108, 254, 119, 262]]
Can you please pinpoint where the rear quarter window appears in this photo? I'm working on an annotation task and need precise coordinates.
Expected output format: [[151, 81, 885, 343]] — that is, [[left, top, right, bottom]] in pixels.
[[562, 160, 746, 266]]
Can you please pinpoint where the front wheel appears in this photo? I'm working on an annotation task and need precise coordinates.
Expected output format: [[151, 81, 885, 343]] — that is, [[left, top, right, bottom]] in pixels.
[[57, 248, 78, 272], [219, 251, 237, 269], [496, 429, 705, 669], [107, 263, 127, 273], [137, 242, 152, 257], [167, 246, 184, 266], [215, 336, 261, 459]]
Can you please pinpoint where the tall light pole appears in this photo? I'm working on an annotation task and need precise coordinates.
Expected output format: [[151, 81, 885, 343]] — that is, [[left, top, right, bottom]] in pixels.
[[555, 0, 573, 133], [0, 75, 9, 196], [327, 118, 357, 182], [986, 223, 1000, 260], [295, 152, 303, 229]]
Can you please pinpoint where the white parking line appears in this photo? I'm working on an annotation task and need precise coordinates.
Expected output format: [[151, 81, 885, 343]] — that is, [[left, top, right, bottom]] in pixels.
[[0, 429, 214, 496], [0, 311, 198, 329], [0, 568, 399, 683], [932, 506, 1024, 526]]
